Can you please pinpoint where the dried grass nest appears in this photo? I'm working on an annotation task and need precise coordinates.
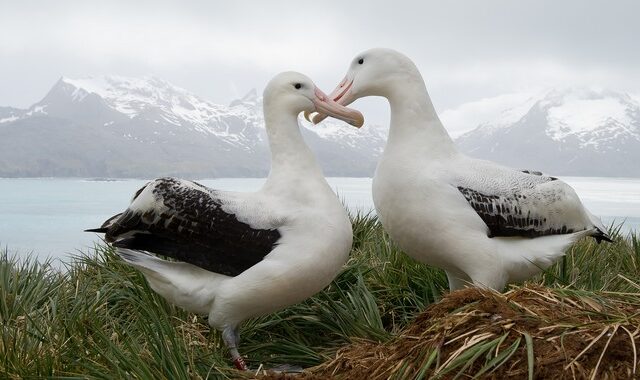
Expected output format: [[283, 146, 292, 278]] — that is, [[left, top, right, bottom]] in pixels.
[[257, 285, 640, 380]]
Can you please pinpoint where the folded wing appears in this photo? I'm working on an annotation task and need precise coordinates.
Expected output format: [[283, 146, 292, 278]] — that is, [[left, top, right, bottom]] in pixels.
[[455, 169, 611, 242], [93, 177, 283, 276]]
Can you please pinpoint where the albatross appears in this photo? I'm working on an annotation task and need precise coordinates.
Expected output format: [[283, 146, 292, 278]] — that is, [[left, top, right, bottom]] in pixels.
[[311, 48, 611, 291], [87, 71, 364, 370]]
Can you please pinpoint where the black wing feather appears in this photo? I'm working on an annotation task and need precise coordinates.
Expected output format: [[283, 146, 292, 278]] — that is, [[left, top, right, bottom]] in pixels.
[[457, 186, 577, 238], [95, 178, 281, 276]]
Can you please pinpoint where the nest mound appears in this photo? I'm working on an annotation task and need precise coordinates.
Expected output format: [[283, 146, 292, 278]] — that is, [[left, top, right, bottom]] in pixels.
[[259, 285, 639, 379]]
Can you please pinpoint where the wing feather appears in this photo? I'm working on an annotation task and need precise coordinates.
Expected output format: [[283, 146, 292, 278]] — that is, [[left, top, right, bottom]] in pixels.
[[97, 177, 282, 276], [455, 168, 604, 239]]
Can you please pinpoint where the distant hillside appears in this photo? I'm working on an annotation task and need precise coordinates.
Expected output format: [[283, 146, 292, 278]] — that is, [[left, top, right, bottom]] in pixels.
[[2, 79, 637, 178], [0, 76, 386, 178], [454, 88, 640, 177]]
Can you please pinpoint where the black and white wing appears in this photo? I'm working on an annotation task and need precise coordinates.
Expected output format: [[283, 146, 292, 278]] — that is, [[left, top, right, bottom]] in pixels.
[[88, 177, 283, 276], [455, 168, 611, 242]]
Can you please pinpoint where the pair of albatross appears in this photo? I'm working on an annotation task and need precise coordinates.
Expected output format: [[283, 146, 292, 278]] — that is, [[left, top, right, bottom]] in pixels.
[[89, 50, 611, 370]]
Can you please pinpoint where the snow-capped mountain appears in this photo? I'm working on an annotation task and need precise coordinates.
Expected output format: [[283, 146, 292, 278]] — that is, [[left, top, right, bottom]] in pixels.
[[454, 87, 640, 177], [0, 75, 386, 178], [5, 78, 635, 178], [0, 106, 23, 124]]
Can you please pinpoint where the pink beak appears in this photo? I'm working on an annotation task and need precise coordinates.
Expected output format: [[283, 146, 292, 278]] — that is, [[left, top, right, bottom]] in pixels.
[[309, 86, 363, 128], [308, 76, 356, 125], [329, 76, 354, 103]]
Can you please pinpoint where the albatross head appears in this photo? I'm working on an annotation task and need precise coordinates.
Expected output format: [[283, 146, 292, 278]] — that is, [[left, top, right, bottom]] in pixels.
[[309, 48, 420, 124], [264, 71, 364, 128]]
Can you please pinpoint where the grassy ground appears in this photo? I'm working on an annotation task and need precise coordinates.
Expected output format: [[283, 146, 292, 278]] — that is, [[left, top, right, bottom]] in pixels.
[[0, 214, 638, 379]]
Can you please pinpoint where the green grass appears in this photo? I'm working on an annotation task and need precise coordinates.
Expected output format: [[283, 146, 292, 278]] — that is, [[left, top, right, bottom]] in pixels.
[[0, 215, 638, 379]]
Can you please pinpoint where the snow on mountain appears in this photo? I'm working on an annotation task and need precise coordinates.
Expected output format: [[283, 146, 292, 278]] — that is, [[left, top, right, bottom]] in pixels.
[[52, 75, 382, 145], [55, 76, 254, 135], [0, 75, 385, 178], [301, 118, 387, 153], [440, 92, 541, 137], [0, 106, 23, 123], [61, 76, 222, 120], [543, 88, 637, 145], [454, 87, 640, 177], [6, 75, 634, 178]]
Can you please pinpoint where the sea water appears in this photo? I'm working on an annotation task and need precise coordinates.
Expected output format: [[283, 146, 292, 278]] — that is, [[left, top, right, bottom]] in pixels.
[[0, 177, 638, 263]]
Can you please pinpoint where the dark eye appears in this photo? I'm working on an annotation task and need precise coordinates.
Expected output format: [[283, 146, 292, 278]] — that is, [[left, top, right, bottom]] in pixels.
[[294, 83, 302, 89], [358, 58, 364, 64]]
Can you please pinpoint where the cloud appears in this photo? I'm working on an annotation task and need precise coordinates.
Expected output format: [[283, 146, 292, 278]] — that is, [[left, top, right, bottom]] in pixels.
[[0, 2, 346, 70], [1, 0, 640, 110]]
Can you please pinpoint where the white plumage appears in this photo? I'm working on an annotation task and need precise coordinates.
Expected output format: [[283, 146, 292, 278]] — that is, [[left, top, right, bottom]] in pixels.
[[88, 72, 363, 370], [317, 48, 611, 291]]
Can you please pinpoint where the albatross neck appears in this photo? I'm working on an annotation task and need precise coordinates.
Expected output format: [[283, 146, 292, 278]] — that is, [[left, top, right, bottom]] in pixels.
[[384, 74, 457, 158], [263, 110, 324, 183]]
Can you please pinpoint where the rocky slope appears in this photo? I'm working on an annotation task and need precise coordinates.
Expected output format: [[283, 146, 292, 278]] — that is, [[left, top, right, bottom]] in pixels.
[[0, 76, 386, 178], [455, 87, 640, 177]]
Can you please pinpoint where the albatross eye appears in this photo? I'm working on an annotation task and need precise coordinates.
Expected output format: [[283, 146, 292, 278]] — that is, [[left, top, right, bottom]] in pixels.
[[294, 83, 302, 89], [358, 58, 364, 64]]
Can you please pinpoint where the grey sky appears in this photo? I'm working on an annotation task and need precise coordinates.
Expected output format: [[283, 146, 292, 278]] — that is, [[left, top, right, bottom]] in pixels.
[[1, 0, 639, 134]]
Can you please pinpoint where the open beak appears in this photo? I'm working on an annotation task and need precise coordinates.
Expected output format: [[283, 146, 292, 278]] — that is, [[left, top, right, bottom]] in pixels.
[[306, 75, 356, 125], [307, 87, 363, 128]]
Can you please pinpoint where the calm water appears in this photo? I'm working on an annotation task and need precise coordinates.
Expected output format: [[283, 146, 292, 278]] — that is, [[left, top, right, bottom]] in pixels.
[[1, 177, 638, 262]]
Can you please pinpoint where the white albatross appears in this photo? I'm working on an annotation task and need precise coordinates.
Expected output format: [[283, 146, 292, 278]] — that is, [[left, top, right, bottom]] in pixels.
[[311, 48, 612, 291], [86, 72, 364, 370]]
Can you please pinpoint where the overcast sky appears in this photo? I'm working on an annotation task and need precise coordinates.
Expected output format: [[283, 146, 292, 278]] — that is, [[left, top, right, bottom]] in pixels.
[[1, 0, 639, 135]]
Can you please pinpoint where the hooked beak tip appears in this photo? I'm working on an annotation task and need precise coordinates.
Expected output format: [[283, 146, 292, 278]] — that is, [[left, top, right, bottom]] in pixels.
[[310, 113, 323, 125], [350, 114, 364, 128], [303, 111, 313, 123]]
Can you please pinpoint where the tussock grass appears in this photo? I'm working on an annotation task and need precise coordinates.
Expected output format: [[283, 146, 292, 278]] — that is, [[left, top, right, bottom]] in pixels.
[[311, 285, 640, 380], [0, 215, 638, 379]]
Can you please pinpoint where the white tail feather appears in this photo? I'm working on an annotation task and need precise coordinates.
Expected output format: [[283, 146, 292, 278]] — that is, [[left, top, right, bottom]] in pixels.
[[499, 229, 593, 283], [117, 248, 228, 315]]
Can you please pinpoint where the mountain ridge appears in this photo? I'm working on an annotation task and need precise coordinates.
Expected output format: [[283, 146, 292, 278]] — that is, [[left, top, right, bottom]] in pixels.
[[454, 87, 640, 177], [0, 75, 386, 178], [1, 78, 637, 178]]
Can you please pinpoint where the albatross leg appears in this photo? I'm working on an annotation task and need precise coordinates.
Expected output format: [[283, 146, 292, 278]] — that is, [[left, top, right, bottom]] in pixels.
[[222, 326, 248, 370], [445, 270, 472, 291], [234, 327, 241, 347]]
